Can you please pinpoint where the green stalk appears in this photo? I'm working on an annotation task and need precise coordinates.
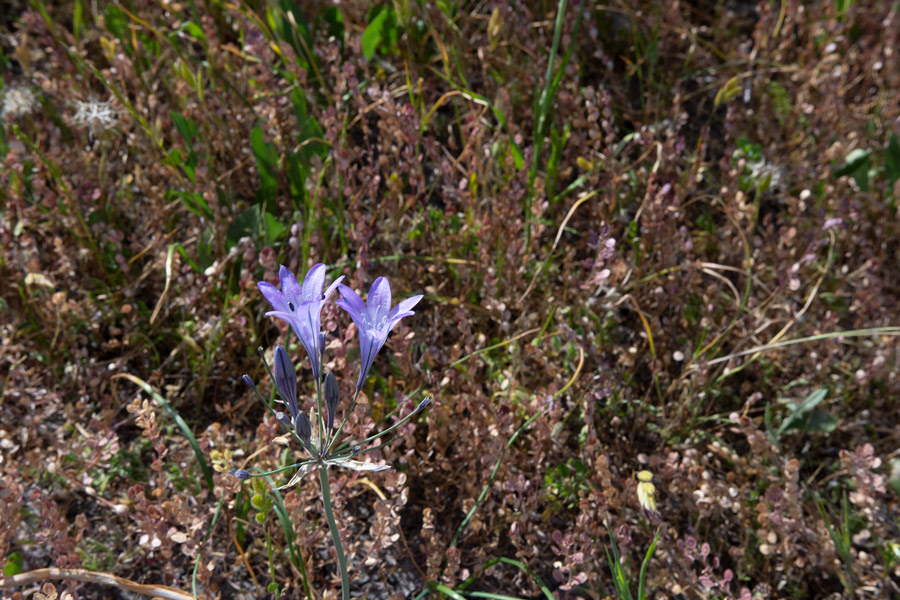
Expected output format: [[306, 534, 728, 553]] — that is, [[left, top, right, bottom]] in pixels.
[[315, 375, 324, 452], [525, 0, 565, 244], [344, 398, 430, 449], [318, 465, 350, 600]]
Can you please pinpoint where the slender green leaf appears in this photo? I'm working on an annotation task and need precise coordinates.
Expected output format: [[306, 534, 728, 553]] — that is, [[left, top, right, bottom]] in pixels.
[[264, 475, 311, 597], [637, 528, 661, 600], [114, 373, 214, 493], [433, 584, 467, 600], [73, 0, 83, 44], [362, 5, 399, 60], [777, 388, 827, 436]]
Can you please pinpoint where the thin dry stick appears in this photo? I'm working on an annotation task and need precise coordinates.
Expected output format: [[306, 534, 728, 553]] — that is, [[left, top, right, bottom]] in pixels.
[[229, 516, 262, 595], [700, 327, 900, 368], [613, 294, 657, 360], [698, 230, 837, 391], [668, 201, 755, 394], [397, 522, 428, 581], [700, 266, 742, 309], [0, 568, 192, 600], [745, 230, 836, 362], [699, 260, 773, 295], [519, 189, 597, 303], [150, 243, 176, 324]]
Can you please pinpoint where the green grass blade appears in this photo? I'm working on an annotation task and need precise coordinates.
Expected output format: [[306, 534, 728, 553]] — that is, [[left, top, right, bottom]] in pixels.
[[526, 0, 583, 241], [264, 475, 311, 598], [637, 528, 661, 600], [114, 373, 214, 493], [455, 556, 553, 600], [495, 558, 555, 600], [449, 409, 541, 547], [451, 348, 583, 546], [606, 525, 633, 600], [432, 583, 467, 600]]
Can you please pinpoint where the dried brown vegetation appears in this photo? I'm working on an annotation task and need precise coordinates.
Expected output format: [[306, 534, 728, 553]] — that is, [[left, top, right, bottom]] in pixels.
[[2, 0, 900, 599]]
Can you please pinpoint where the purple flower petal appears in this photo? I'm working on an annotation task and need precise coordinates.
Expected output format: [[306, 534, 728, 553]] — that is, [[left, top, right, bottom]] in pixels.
[[389, 295, 423, 329], [301, 263, 326, 302], [390, 294, 423, 317], [367, 277, 392, 322], [258, 281, 289, 313], [337, 284, 367, 316], [295, 412, 312, 448], [278, 265, 304, 309], [356, 329, 389, 390], [324, 372, 339, 430], [324, 275, 345, 300]]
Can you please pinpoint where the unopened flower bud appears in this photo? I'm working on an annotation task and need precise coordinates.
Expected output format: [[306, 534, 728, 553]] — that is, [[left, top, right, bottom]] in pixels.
[[273, 345, 298, 419], [296, 413, 312, 448], [324, 372, 339, 430]]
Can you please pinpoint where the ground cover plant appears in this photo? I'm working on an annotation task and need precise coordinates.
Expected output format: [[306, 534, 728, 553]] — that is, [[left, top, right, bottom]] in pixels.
[[2, 0, 900, 598]]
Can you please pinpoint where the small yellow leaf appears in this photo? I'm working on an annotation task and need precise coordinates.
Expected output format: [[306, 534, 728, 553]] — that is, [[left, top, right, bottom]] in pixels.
[[99, 35, 118, 64], [488, 8, 502, 51], [24, 273, 54, 288], [576, 156, 594, 172], [715, 76, 742, 107]]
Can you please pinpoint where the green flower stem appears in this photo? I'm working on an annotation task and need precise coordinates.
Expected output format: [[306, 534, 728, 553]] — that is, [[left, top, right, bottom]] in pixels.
[[316, 375, 324, 451], [248, 461, 315, 477], [348, 398, 431, 448], [318, 464, 350, 600]]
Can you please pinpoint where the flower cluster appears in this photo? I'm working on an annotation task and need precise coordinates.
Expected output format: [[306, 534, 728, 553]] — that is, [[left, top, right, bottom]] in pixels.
[[1, 85, 37, 120], [234, 264, 428, 485], [72, 98, 119, 138]]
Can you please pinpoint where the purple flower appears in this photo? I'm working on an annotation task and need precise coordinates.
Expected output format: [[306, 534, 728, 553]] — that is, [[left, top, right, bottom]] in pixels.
[[258, 264, 344, 380], [336, 278, 422, 390]]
